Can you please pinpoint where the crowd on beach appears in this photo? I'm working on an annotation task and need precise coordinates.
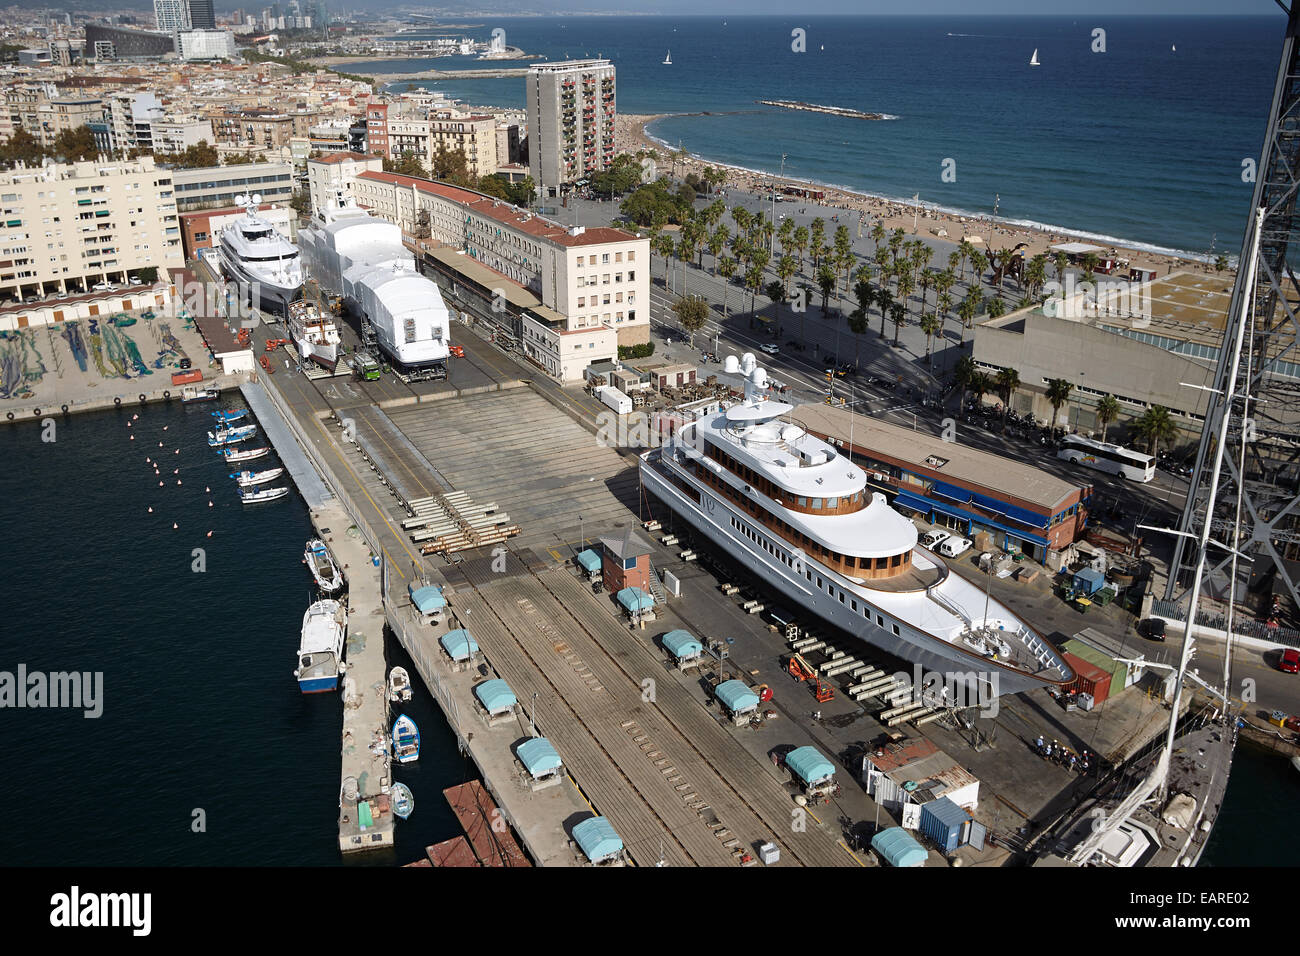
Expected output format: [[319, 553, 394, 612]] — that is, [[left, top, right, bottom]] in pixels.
[[614, 114, 1221, 278]]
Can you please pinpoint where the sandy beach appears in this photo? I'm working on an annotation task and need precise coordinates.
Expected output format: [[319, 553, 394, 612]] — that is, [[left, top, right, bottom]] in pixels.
[[615, 113, 1224, 279]]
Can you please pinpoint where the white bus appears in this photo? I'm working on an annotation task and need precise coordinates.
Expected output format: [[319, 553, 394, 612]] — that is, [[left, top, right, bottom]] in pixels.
[[1057, 435, 1156, 482]]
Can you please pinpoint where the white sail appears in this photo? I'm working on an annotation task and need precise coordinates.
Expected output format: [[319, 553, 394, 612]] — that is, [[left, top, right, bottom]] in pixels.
[[1030, 48, 1040, 66]]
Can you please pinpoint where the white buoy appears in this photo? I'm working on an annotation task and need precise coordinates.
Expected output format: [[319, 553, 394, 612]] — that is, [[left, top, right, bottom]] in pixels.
[[158, 481, 163, 486], [163, 426, 168, 431], [133, 414, 139, 420], [177, 480, 182, 485], [172, 522, 178, 529], [148, 507, 153, 513], [173, 468, 179, 474], [158, 441, 163, 447], [205, 487, 210, 493], [208, 501, 213, 507], [130, 435, 135, 440], [206, 531, 213, 537], [174, 449, 179, 455]]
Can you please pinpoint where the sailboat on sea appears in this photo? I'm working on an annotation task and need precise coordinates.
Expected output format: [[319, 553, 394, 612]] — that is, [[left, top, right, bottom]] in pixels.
[[1030, 48, 1040, 67], [663, 50, 672, 65]]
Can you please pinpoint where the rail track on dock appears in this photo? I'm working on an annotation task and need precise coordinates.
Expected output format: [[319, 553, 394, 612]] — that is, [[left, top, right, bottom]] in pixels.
[[494, 544, 856, 867]]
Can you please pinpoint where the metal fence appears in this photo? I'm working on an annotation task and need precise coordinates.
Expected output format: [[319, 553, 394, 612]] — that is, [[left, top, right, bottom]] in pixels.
[[1151, 598, 1300, 649]]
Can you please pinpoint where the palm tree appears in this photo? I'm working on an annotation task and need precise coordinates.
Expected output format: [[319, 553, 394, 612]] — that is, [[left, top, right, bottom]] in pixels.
[[761, 217, 776, 257], [810, 218, 826, 269], [955, 295, 975, 346], [717, 255, 736, 318], [1082, 251, 1099, 284], [920, 312, 941, 367], [876, 285, 894, 338], [853, 278, 874, 338], [1132, 405, 1178, 458], [987, 296, 1006, 320], [891, 302, 906, 347], [765, 279, 786, 332], [731, 205, 751, 237], [1025, 254, 1048, 300], [888, 227, 905, 257], [918, 267, 935, 314], [707, 225, 729, 274], [1096, 394, 1120, 442], [793, 225, 809, 275], [744, 263, 764, 313], [948, 249, 961, 276], [777, 254, 797, 305], [957, 239, 972, 281], [896, 270, 915, 325], [847, 303, 870, 368], [1053, 251, 1068, 284], [969, 371, 993, 409], [1045, 378, 1073, 428], [954, 355, 976, 406], [970, 248, 988, 287], [870, 220, 886, 251], [817, 263, 837, 318], [653, 232, 676, 292], [995, 367, 1020, 432]]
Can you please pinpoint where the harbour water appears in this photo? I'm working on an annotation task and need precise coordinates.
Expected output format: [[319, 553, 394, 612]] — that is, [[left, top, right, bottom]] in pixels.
[[0, 400, 464, 865], [376, 14, 1278, 257]]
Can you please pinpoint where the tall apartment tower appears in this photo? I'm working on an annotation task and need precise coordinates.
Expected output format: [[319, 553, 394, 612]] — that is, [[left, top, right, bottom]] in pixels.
[[153, 0, 191, 34], [526, 59, 616, 198], [187, 0, 216, 30]]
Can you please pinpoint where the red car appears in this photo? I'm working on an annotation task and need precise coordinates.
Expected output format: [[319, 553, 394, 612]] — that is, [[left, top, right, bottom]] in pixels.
[[1280, 648, 1300, 674], [449, 344, 465, 358]]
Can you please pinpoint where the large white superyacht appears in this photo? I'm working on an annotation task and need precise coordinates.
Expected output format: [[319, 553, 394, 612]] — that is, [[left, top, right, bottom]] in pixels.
[[217, 193, 303, 314], [639, 353, 1074, 696]]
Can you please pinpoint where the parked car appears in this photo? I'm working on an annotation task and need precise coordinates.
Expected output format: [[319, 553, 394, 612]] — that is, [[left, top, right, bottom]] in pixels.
[[759, 343, 779, 355], [1139, 618, 1167, 642], [1280, 648, 1300, 674], [937, 536, 973, 558], [920, 530, 951, 550]]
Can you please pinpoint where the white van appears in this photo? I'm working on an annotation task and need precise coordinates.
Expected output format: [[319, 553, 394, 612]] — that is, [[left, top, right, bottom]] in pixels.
[[920, 530, 950, 550], [937, 536, 973, 558]]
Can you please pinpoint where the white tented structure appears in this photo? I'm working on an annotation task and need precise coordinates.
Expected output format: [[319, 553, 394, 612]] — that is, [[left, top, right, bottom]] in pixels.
[[299, 202, 450, 371]]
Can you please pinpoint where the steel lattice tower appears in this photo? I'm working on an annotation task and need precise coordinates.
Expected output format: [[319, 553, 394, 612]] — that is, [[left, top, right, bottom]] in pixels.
[[1167, 6, 1300, 612]]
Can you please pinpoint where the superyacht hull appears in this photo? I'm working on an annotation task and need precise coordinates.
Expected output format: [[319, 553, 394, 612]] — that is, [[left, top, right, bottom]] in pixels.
[[218, 243, 301, 315], [642, 450, 1060, 696]]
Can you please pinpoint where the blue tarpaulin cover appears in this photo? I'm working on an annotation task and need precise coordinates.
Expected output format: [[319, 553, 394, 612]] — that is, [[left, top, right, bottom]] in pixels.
[[517, 737, 562, 776], [440, 628, 479, 661], [616, 587, 654, 613], [572, 816, 623, 862], [576, 549, 603, 573], [871, 827, 928, 867], [715, 679, 760, 713], [410, 584, 446, 613], [661, 629, 703, 659], [474, 679, 517, 714], [786, 746, 835, 785]]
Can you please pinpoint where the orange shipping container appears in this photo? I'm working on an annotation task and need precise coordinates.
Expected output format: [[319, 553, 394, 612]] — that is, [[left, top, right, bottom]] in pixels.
[[1063, 651, 1111, 705], [171, 370, 203, 385]]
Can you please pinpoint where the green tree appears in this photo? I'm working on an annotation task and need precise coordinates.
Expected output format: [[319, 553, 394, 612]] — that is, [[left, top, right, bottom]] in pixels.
[[50, 124, 97, 162], [1132, 404, 1178, 458], [717, 254, 736, 319], [1096, 394, 1120, 442], [1045, 378, 1074, 427], [0, 127, 45, 168], [995, 367, 1021, 432], [920, 312, 941, 367], [672, 294, 710, 343], [384, 150, 428, 178], [817, 263, 837, 318], [954, 355, 976, 406], [793, 225, 810, 275], [289, 187, 311, 218], [969, 371, 993, 409], [765, 278, 786, 331], [847, 298, 870, 368]]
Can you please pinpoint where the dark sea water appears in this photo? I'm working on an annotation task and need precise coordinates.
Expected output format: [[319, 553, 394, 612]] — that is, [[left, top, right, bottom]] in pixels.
[[374, 14, 1280, 257], [0, 400, 465, 865], [1200, 741, 1300, 867]]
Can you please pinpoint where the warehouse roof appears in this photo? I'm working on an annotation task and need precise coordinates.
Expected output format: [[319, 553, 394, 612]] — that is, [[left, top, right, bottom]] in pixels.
[[796, 402, 1081, 511]]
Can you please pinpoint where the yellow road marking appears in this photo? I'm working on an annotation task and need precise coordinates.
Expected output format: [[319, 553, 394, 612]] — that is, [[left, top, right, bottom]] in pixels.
[[548, 548, 564, 563], [837, 840, 866, 866]]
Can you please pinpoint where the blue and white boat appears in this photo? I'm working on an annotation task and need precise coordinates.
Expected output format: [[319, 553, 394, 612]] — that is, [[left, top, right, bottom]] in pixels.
[[390, 782, 414, 820], [210, 408, 248, 424], [294, 599, 347, 693], [208, 424, 257, 447], [392, 714, 420, 763]]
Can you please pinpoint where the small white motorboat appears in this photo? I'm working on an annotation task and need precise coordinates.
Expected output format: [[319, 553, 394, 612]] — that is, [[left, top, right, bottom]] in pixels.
[[304, 538, 344, 593], [239, 486, 288, 504], [388, 666, 412, 702], [231, 466, 284, 486], [223, 445, 270, 463]]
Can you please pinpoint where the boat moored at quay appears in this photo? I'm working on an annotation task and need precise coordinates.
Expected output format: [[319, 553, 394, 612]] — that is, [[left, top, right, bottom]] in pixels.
[[639, 353, 1074, 697], [295, 599, 348, 693]]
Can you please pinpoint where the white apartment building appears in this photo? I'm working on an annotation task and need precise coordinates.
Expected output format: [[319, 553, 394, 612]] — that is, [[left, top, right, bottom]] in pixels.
[[0, 156, 184, 304], [154, 0, 191, 34], [177, 29, 237, 60], [306, 151, 383, 222], [343, 167, 649, 348], [526, 59, 616, 196]]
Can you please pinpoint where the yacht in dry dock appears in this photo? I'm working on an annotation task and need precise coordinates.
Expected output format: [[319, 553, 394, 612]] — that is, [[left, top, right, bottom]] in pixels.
[[287, 300, 341, 370], [639, 352, 1074, 696]]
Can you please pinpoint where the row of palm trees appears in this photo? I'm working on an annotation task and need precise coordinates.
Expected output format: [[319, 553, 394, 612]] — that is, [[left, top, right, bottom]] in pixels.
[[951, 358, 1181, 455]]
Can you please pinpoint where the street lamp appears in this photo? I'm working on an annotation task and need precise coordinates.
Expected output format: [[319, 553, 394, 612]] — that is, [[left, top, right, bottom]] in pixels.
[[531, 691, 539, 737], [579, 513, 584, 552]]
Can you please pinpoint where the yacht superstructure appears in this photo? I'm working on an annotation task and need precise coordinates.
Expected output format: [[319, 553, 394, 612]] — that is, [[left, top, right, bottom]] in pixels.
[[639, 353, 1074, 696], [217, 193, 303, 314]]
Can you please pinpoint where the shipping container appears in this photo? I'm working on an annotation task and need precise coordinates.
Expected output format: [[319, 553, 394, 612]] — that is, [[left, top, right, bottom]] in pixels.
[[596, 385, 632, 415], [171, 369, 203, 385], [919, 797, 971, 855], [1063, 651, 1111, 705]]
